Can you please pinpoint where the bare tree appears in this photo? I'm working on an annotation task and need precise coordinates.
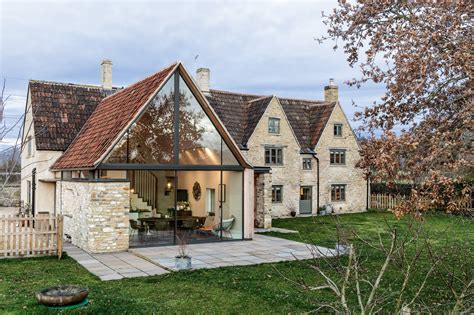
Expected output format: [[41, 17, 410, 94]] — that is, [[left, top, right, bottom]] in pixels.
[[278, 216, 473, 313]]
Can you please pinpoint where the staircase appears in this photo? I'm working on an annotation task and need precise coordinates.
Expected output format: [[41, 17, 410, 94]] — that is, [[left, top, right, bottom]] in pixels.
[[129, 170, 159, 211]]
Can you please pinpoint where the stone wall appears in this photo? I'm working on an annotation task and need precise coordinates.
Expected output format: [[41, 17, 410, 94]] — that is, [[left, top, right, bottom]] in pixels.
[[245, 97, 319, 218], [56, 180, 130, 253], [315, 103, 367, 213], [255, 172, 272, 228], [0, 185, 20, 207]]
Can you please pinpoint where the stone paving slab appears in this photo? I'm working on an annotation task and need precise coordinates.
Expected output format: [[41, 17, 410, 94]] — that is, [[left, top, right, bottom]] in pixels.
[[65, 235, 335, 280], [64, 243, 168, 281], [129, 234, 335, 271]]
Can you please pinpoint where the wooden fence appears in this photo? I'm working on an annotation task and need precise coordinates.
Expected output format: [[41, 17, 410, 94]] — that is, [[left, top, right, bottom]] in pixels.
[[0, 214, 63, 258], [370, 193, 473, 211]]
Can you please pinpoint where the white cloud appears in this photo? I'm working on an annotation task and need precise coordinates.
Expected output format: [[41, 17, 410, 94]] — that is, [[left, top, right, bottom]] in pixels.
[[1, 0, 384, 137]]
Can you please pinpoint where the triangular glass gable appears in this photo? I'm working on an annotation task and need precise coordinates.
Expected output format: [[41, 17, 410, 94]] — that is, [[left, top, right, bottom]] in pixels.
[[104, 73, 175, 164], [178, 75, 238, 165], [103, 71, 239, 166]]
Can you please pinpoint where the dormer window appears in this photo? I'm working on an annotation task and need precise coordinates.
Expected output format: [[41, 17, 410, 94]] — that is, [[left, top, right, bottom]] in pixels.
[[268, 118, 280, 134], [334, 123, 343, 137]]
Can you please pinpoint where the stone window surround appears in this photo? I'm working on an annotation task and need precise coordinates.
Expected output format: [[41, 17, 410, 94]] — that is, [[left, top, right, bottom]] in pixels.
[[265, 146, 284, 165], [272, 185, 283, 203], [302, 158, 312, 170], [331, 183, 347, 202], [268, 117, 281, 134], [333, 123, 343, 137], [329, 148, 347, 166]]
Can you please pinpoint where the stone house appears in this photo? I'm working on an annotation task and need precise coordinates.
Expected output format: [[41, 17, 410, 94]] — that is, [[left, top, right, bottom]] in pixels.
[[21, 61, 367, 253]]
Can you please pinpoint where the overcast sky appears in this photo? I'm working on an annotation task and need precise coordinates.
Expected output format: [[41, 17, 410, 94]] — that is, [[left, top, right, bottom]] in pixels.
[[0, 0, 384, 148]]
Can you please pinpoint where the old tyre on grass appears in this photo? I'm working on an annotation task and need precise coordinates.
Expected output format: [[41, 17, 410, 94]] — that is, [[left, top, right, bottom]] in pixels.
[[36, 285, 88, 306]]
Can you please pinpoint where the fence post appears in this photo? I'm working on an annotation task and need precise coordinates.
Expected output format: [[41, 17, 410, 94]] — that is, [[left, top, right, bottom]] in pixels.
[[57, 215, 63, 260]]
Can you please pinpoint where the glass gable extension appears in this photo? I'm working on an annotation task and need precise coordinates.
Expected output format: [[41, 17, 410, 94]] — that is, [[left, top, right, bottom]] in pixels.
[[101, 70, 244, 247]]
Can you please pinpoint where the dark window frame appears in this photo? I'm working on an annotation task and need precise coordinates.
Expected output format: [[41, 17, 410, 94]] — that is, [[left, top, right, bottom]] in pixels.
[[334, 123, 343, 137], [265, 147, 283, 165], [302, 158, 312, 170], [330, 149, 346, 165], [331, 184, 346, 202], [268, 117, 281, 134], [272, 185, 283, 203]]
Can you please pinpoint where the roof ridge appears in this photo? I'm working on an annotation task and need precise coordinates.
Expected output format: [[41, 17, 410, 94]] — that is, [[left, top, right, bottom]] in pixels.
[[210, 88, 332, 105], [278, 96, 330, 105], [29, 79, 119, 90], [209, 88, 264, 98], [99, 62, 178, 102], [247, 95, 273, 103]]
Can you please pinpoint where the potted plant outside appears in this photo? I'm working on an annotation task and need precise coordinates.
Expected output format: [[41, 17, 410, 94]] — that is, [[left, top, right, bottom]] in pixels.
[[175, 236, 192, 270], [318, 206, 326, 216], [335, 227, 352, 256]]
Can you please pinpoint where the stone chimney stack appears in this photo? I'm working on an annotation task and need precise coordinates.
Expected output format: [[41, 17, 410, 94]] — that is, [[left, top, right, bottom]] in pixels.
[[101, 59, 113, 89], [324, 78, 338, 102], [196, 68, 210, 94]]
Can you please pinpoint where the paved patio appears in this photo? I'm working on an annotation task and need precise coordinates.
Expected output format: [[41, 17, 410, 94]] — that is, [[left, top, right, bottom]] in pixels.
[[65, 234, 335, 281]]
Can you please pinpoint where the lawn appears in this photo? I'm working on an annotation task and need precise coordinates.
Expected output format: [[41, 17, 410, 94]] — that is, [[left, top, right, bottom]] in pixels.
[[0, 212, 472, 314]]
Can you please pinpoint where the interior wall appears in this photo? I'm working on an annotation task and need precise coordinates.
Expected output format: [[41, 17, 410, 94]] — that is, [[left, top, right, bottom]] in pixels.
[[177, 170, 220, 218]]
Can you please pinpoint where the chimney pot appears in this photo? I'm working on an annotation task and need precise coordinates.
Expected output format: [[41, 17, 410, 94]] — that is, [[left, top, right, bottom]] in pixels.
[[196, 68, 210, 94], [101, 59, 113, 89], [324, 78, 338, 102]]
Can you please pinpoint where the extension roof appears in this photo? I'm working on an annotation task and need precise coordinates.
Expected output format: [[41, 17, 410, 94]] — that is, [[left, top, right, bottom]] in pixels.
[[51, 63, 178, 169]]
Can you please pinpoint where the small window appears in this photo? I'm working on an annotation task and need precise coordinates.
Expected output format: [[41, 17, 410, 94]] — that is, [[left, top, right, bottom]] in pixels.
[[265, 147, 283, 165], [330, 149, 346, 165], [303, 158, 312, 170], [268, 118, 280, 134], [334, 124, 343, 137], [27, 136, 32, 157], [331, 184, 346, 201], [272, 185, 283, 203]]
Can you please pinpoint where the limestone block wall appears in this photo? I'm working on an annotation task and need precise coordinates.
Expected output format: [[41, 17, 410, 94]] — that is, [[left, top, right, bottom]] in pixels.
[[315, 103, 367, 213], [245, 97, 319, 218], [0, 185, 20, 207], [56, 180, 130, 253], [255, 172, 272, 228]]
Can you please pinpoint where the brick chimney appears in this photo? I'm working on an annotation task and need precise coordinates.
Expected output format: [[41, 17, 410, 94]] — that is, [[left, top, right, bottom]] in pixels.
[[101, 59, 113, 89], [196, 68, 210, 94], [324, 78, 338, 102]]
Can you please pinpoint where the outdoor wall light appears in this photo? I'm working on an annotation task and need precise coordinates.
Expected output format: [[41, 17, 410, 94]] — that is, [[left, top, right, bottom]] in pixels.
[[130, 188, 135, 194]]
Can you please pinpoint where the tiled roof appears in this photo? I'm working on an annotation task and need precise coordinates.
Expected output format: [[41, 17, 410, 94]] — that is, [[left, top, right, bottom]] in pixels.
[[29, 81, 117, 151], [206, 90, 263, 146], [51, 63, 177, 169], [206, 90, 335, 150]]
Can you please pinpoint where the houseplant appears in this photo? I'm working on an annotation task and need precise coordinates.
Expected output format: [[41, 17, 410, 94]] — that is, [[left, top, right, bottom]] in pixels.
[[175, 236, 192, 270]]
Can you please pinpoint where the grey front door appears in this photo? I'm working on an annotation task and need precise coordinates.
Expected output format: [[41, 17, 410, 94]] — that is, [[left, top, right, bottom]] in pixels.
[[299, 186, 312, 214]]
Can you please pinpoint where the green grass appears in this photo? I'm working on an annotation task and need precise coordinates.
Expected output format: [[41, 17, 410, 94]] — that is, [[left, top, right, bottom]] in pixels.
[[1, 212, 472, 314]]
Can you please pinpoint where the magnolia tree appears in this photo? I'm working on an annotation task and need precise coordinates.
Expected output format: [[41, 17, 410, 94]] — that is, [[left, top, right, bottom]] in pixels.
[[320, 2, 473, 216]]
